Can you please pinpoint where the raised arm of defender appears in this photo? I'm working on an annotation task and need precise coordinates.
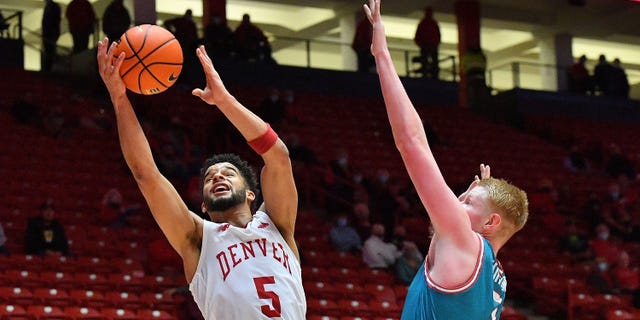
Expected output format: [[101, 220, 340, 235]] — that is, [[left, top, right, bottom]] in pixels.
[[364, 0, 479, 286]]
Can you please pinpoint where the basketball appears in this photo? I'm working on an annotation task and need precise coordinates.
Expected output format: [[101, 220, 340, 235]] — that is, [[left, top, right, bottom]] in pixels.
[[116, 24, 183, 95]]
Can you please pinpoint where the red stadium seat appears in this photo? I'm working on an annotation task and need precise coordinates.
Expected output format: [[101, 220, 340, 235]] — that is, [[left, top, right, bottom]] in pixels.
[[0, 286, 36, 306], [101, 308, 139, 320], [69, 290, 107, 309], [363, 284, 396, 303], [63, 307, 105, 320], [0, 304, 30, 320], [135, 309, 176, 320], [337, 299, 370, 317], [104, 292, 144, 310], [25, 305, 68, 320], [32, 288, 73, 308]]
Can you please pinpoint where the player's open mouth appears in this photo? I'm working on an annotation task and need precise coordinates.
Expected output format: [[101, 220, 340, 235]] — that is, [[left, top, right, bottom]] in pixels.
[[213, 184, 230, 196]]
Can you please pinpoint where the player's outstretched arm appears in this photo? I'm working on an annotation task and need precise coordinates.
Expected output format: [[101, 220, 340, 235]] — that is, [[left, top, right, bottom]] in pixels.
[[192, 46, 299, 257], [97, 39, 203, 279], [364, 1, 472, 243]]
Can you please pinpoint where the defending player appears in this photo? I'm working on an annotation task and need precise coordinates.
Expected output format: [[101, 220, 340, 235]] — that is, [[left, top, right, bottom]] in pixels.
[[363, 1, 529, 319], [97, 39, 306, 319]]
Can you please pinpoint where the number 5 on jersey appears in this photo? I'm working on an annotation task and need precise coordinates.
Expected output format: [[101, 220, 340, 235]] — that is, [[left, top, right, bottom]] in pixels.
[[254, 276, 282, 317]]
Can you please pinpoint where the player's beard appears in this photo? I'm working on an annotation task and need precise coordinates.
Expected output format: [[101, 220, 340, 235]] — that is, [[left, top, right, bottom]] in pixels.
[[204, 187, 247, 212]]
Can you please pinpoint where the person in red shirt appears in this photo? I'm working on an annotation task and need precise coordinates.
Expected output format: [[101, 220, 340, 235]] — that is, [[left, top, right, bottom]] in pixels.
[[589, 223, 622, 265], [612, 250, 639, 293]]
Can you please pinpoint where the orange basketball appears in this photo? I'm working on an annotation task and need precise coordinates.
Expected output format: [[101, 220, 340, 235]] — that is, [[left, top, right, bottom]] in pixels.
[[116, 24, 183, 95]]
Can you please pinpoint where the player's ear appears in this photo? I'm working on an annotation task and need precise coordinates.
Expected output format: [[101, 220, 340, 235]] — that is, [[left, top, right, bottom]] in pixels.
[[483, 213, 501, 231], [201, 202, 207, 214], [246, 190, 256, 202]]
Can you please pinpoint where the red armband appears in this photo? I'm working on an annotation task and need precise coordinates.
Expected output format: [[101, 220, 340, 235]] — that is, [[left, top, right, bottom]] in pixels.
[[248, 124, 278, 155]]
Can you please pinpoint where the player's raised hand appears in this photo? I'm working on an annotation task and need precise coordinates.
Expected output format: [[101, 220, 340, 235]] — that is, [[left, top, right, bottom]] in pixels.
[[97, 38, 126, 96], [458, 163, 492, 201], [192, 45, 231, 106], [363, 0, 386, 57]]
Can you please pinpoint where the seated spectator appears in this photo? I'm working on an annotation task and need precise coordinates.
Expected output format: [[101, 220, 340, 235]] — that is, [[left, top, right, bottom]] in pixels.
[[353, 202, 372, 240], [390, 225, 407, 250], [362, 224, 400, 269], [559, 220, 591, 263], [564, 144, 590, 173], [0, 222, 9, 256], [612, 250, 639, 294], [395, 241, 423, 285], [589, 223, 622, 265], [258, 88, 286, 129], [588, 256, 615, 294], [25, 201, 70, 257], [329, 214, 362, 253], [101, 188, 140, 227]]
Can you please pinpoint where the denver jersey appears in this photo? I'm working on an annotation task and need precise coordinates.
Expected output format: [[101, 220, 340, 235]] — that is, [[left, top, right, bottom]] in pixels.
[[401, 234, 506, 320], [189, 211, 306, 319]]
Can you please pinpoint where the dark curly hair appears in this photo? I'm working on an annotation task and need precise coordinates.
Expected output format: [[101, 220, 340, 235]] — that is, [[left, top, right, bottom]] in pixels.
[[199, 153, 260, 209]]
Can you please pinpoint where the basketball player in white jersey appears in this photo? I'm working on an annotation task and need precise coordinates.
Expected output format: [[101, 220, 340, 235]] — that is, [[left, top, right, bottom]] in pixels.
[[97, 39, 306, 319]]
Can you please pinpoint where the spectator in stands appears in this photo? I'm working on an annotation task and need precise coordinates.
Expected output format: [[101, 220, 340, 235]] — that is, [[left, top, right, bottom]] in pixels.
[[41, 0, 61, 72], [233, 13, 273, 63], [589, 223, 622, 265], [24, 201, 70, 257], [0, 222, 9, 256], [100, 188, 140, 227], [353, 201, 372, 240], [204, 14, 234, 60], [102, 0, 131, 45], [610, 58, 630, 98], [564, 144, 591, 173], [587, 256, 616, 294], [395, 241, 423, 285], [280, 89, 305, 128], [285, 133, 318, 165], [258, 88, 286, 130], [329, 214, 362, 253], [559, 220, 591, 263], [611, 250, 639, 293], [352, 15, 374, 73], [593, 54, 613, 95], [605, 143, 636, 181], [362, 223, 401, 269], [414, 6, 441, 79], [568, 54, 592, 95], [601, 180, 633, 239], [367, 168, 400, 235], [390, 225, 407, 250], [324, 148, 355, 216], [41, 105, 67, 137], [164, 9, 199, 55], [65, 0, 96, 53]]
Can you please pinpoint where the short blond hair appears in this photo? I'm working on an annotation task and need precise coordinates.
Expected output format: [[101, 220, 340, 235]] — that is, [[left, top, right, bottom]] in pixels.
[[478, 178, 528, 231]]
